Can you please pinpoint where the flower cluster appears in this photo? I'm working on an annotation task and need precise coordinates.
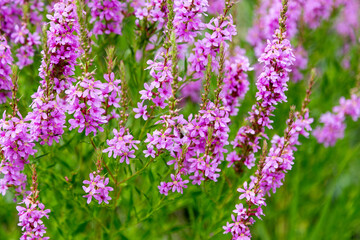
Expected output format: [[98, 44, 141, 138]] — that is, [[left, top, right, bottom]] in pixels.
[[134, 0, 167, 28], [11, 24, 42, 69], [103, 128, 140, 164], [221, 47, 252, 116], [40, 0, 81, 93], [137, 55, 175, 111], [16, 195, 51, 240], [0, 113, 37, 195], [0, 1, 43, 34], [27, 0, 81, 145], [154, 100, 231, 195], [247, 0, 302, 55], [83, 172, 114, 204], [207, 0, 224, 14], [66, 76, 107, 136], [224, 110, 313, 239], [1, 0, 358, 237], [188, 14, 237, 79], [334, 0, 360, 42], [228, 30, 295, 169], [303, 0, 333, 29], [0, 0, 43, 69], [141, 3, 235, 195], [0, 36, 13, 104], [137, 0, 209, 111], [314, 94, 360, 147], [66, 71, 123, 136], [26, 90, 67, 145], [173, 0, 208, 43], [247, 0, 304, 81], [88, 0, 127, 35]]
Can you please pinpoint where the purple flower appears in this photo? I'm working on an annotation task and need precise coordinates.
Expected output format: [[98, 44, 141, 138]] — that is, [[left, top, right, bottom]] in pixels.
[[173, 0, 208, 42], [188, 14, 237, 79], [0, 112, 37, 195], [140, 83, 154, 100], [0, 37, 13, 104], [41, 0, 81, 92], [83, 173, 114, 204], [17, 195, 51, 240], [167, 174, 189, 194], [133, 101, 148, 120], [237, 182, 255, 202], [221, 47, 252, 116], [247, 0, 307, 82], [103, 128, 140, 164], [158, 182, 170, 196], [228, 29, 295, 170], [314, 94, 360, 147], [225, 108, 313, 239], [144, 146, 156, 158], [89, 0, 127, 35]]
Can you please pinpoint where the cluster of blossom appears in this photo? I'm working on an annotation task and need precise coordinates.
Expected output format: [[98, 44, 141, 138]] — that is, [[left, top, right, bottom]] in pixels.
[[180, 12, 237, 102], [247, 0, 301, 55], [303, 0, 360, 51], [180, 80, 202, 103], [0, 0, 43, 32], [0, 112, 37, 196], [0, 0, 43, 69], [88, 0, 128, 35], [137, 0, 210, 110], [303, 0, 333, 29], [40, 0, 80, 93], [12, 24, 42, 69], [66, 71, 124, 136], [173, 0, 208, 43], [334, 0, 360, 42], [26, 0, 80, 145], [66, 76, 107, 136], [136, 54, 175, 110], [247, 0, 305, 81], [103, 127, 140, 164], [0, 36, 13, 104], [139, 3, 236, 195], [154, 101, 231, 195], [188, 14, 237, 79], [0, 0, 22, 34], [314, 94, 360, 147], [207, 0, 224, 14], [83, 172, 114, 204], [227, 30, 295, 169], [248, 0, 360, 82], [223, 110, 313, 239], [26, 90, 67, 146], [134, 0, 167, 29], [221, 47, 252, 116], [17, 194, 51, 239]]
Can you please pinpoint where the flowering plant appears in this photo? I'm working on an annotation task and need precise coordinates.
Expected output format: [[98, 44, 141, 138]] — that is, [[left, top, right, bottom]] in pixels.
[[0, 0, 359, 239]]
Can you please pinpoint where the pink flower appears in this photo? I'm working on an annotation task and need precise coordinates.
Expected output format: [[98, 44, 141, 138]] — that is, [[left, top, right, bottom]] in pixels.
[[133, 101, 148, 120], [237, 182, 255, 201], [83, 173, 114, 204]]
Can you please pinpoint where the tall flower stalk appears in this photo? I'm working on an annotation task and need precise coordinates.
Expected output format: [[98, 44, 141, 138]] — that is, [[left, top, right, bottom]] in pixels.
[[26, 0, 81, 145], [224, 70, 315, 240], [227, 0, 295, 171]]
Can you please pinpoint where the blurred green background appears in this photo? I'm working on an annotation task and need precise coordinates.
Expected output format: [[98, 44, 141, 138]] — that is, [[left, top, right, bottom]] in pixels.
[[1, 1, 360, 239]]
